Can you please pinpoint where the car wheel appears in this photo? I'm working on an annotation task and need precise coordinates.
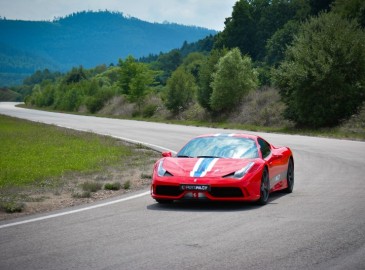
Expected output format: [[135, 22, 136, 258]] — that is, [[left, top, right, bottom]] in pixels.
[[283, 159, 294, 193], [257, 168, 270, 205], [156, 199, 173, 204]]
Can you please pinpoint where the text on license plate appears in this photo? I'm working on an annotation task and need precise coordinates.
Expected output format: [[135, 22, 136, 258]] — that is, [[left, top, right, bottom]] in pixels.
[[180, 185, 210, 191]]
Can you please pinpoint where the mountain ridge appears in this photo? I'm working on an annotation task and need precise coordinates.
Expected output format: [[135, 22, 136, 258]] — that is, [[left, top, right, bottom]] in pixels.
[[0, 10, 216, 86]]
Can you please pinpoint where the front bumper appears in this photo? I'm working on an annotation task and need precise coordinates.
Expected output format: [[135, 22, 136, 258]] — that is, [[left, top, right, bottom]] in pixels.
[[151, 175, 261, 202]]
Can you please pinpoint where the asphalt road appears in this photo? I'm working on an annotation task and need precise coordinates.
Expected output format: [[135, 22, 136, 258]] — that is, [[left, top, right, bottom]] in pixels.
[[1, 102, 365, 270]]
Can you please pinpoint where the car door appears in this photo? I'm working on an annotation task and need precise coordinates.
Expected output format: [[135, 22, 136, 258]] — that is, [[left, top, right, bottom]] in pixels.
[[258, 138, 285, 191]]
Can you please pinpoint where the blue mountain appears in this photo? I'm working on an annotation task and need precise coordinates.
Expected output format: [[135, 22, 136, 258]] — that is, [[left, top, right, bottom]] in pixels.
[[0, 11, 216, 86]]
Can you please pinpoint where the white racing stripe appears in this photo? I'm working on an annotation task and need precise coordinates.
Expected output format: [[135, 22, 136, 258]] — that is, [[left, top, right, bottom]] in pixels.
[[0, 191, 150, 229]]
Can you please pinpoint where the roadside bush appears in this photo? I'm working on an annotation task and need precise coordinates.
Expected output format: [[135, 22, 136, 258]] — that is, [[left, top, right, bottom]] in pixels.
[[123, 180, 131, 190], [230, 87, 291, 127], [72, 191, 91, 198], [0, 195, 25, 213], [85, 86, 116, 113], [98, 95, 136, 117], [81, 181, 102, 192], [104, 182, 121, 191], [180, 101, 208, 121], [340, 102, 365, 135]]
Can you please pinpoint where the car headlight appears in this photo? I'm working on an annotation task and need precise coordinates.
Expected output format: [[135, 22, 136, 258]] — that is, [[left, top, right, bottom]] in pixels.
[[157, 160, 173, 177], [157, 160, 166, 177], [233, 162, 255, 179]]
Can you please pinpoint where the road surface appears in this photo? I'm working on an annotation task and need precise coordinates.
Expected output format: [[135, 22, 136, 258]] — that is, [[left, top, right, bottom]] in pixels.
[[1, 102, 364, 269]]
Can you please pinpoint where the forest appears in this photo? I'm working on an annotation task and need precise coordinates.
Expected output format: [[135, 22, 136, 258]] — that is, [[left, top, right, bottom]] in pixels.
[[7, 0, 365, 132], [0, 11, 215, 86]]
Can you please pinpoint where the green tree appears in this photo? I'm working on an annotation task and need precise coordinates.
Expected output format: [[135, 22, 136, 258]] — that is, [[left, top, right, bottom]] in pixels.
[[210, 48, 258, 113], [155, 49, 182, 84], [197, 48, 228, 111], [129, 64, 157, 111], [265, 20, 300, 67], [64, 66, 87, 85], [118, 56, 158, 110], [118, 55, 139, 95], [332, 0, 365, 27], [165, 67, 196, 115], [274, 12, 365, 127], [181, 52, 206, 83], [215, 0, 311, 61]]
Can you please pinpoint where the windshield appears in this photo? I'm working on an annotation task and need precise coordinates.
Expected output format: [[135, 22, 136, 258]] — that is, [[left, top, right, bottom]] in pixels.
[[177, 136, 259, 159]]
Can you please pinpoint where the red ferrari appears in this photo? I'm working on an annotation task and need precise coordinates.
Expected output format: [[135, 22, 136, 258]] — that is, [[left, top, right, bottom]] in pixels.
[[151, 133, 294, 205]]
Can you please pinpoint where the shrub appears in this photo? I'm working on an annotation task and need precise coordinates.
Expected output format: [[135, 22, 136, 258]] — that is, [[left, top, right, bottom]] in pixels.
[[81, 181, 102, 192], [230, 87, 291, 127], [0, 199, 25, 213], [72, 191, 91, 198], [123, 180, 131, 190], [142, 104, 158, 118], [140, 173, 151, 179], [104, 182, 121, 191]]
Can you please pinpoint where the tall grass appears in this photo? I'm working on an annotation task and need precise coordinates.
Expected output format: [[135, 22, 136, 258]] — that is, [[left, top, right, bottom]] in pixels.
[[0, 115, 131, 188]]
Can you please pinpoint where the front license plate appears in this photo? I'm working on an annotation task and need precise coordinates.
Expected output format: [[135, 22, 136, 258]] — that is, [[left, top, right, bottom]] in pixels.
[[180, 185, 210, 191]]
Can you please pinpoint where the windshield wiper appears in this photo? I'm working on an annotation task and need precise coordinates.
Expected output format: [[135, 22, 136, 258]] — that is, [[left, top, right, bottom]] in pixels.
[[196, 155, 221, 158], [177, 155, 192, 158]]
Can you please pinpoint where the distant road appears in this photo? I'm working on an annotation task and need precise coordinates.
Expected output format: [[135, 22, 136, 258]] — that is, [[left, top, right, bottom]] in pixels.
[[1, 102, 365, 270]]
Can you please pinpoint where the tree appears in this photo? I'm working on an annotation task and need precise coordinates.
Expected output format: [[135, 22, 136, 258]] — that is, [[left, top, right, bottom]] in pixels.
[[197, 48, 228, 111], [274, 12, 365, 127], [128, 64, 157, 110], [210, 48, 258, 113], [332, 0, 365, 28], [265, 20, 300, 67], [214, 0, 311, 61], [64, 66, 87, 84], [165, 67, 196, 115], [155, 49, 182, 84], [118, 55, 139, 95], [181, 52, 206, 83], [118, 56, 158, 110]]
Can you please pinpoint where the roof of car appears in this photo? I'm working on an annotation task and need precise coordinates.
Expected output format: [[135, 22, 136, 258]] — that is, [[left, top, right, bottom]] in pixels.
[[196, 133, 258, 140]]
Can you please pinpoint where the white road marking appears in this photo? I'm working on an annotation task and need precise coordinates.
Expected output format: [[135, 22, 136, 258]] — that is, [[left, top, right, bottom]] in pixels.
[[0, 191, 150, 229]]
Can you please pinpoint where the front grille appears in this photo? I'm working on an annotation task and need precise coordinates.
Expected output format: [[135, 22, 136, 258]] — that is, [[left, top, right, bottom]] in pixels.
[[155, 185, 182, 196], [209, 187, 244, 198]]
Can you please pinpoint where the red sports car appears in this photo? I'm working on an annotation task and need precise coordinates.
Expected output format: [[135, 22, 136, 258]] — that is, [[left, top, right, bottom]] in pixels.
[[151, 133, 294, 205]]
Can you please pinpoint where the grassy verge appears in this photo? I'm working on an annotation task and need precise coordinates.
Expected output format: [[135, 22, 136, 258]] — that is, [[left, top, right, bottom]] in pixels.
[[0, 115, 159, 216], [0, 115, 132, 188]]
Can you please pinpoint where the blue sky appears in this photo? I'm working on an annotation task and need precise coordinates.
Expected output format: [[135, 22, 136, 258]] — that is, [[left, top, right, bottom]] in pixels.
[[0, 0, 237, 30]]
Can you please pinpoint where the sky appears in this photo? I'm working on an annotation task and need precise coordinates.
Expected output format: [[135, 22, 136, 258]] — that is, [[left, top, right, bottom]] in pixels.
[[0, 0, 238, 31]]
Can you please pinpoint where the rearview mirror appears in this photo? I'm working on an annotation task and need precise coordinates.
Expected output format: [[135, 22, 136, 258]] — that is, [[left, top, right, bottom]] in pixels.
[[162, 152, 172, 157]]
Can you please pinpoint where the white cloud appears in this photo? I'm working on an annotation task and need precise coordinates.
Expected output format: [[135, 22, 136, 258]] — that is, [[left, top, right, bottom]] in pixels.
[[0, 0, 237, 30]]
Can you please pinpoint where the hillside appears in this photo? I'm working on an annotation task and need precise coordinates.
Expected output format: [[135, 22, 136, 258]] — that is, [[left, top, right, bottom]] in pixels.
[[0, 11, 216, 86]]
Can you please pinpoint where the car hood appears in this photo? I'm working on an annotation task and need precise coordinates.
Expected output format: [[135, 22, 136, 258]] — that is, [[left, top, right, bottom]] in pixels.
[[162, 157, 257, 178]]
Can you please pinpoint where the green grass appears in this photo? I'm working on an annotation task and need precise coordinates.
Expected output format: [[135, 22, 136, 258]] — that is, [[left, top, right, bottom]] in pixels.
[[0, 115, 132, 188]]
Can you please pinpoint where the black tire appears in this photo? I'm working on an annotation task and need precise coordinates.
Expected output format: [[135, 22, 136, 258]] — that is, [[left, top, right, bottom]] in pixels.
[[156, 199, 173, 204], [283, 158, 294, 193], [257, 168, 270, 205]]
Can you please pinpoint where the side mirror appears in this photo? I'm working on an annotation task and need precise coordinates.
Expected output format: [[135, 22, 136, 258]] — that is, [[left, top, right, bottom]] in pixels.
[[162, 152, 172, 157]]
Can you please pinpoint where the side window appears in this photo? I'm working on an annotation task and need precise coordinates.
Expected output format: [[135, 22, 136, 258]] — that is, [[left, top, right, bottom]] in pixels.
[[258, 138, 271, 158]]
